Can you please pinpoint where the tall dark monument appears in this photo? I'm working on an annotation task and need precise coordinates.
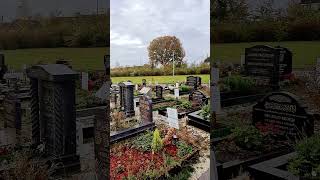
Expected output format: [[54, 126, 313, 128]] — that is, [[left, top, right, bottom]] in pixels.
[[0, 52, 7, 82], [26, 64, 80, 171]]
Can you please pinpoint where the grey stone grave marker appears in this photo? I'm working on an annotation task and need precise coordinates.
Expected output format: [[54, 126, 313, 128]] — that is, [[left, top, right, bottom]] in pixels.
[[81, 72, 89, 91], [139, 95, 153, 124]]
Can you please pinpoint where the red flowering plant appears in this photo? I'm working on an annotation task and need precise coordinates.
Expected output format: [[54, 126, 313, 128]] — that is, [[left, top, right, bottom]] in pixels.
[[110, 128, 196, 179], [255, 122, 281, 136]]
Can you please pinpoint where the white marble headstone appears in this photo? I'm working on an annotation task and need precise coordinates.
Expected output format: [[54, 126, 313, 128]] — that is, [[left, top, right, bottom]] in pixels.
[[167, 108, 179, 129]]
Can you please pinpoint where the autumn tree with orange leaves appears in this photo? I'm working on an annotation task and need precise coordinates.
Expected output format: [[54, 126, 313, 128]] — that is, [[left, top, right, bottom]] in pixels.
[[148, 36, 185, 68]]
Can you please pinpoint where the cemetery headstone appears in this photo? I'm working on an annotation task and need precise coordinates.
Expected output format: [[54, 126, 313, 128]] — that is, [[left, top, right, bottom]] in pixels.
[[316, 58, 320, 87], [275, 46, 293, 77], [139, 87, 152, 98], [155, 85, 163, 99], [119, 81, 135, 117], [142, 79, 147, 87], [174, 88, 180, 99], [211, 68, 221, 113], [167, 108, 179, 129], [253, 92, 314, 139], [81, 72, 89, 91], [186, 76, 201, 89], [245, 45, 280, 90], [139, 95, 153, 124], [189, 90, 207, 107], [26, 64, 80, 165], [95, 82, 108, 100], [3, 93, 22, 132], [0, 52, 7, 82]]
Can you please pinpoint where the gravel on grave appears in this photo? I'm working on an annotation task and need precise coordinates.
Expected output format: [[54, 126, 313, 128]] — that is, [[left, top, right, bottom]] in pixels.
[[153, 111, 210, 180]]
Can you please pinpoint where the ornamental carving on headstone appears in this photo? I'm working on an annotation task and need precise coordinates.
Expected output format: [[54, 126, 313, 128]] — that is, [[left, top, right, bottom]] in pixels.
[[253, 92, 314, 139]]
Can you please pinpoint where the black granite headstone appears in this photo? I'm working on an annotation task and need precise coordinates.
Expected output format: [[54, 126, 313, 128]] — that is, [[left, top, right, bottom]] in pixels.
[[142, 79, 147, 87], [189, 90, 207, 107], [119, 81, 135, 117], [3, 92, 21, 130], [27, 64, 80, 167], [139, 95, 153, 124], [275, 46, 293, 78], [253, 92, 314, 139], [245, 45, 280, 89], [0, 52, 7, 82], [155, 85, 163, 99], [186, 76, 201, 89]]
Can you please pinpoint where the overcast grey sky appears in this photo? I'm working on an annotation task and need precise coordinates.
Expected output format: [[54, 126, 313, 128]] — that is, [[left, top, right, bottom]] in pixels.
[[0, 0, 109, 22], [110, 0, 210, 67]]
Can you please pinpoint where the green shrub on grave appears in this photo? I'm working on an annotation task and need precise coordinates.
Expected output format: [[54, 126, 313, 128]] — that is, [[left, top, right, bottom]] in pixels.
[[222, 75, 255, 93], [231, 125, 263, 150], [288, 135, 320, 178]]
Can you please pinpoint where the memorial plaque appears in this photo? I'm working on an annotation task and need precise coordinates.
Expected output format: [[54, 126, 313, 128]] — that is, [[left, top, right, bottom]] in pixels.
[[155, 85, 163, 99], [253, 92, 314, 139], [174, 88, 180, 98], [189, 90, 207, 107], [139, 95, 153, 124], [167, 108, 179, 129], [245, 45, 280, 89]]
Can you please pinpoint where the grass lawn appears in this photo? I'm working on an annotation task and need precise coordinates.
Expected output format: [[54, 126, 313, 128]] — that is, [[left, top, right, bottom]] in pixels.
[[3, 47, 109, 70], [111, 75, 210, 84], [212, 41, 320, 69]]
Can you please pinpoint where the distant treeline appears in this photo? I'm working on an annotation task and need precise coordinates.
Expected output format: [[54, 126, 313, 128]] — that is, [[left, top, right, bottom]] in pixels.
[[211, 0, 320, 43], [111, 63, 210, 77], [0, 15, 109, 50]]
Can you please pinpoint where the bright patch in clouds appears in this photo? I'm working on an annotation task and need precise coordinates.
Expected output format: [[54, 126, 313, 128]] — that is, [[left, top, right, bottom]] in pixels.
[[111, 0, 210, 67]]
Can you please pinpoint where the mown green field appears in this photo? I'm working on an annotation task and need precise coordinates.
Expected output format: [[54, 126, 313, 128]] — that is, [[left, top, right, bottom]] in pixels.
[[212, 41, 320, 69], [111, 75, 210, 84], [3, 47, 109, 70]]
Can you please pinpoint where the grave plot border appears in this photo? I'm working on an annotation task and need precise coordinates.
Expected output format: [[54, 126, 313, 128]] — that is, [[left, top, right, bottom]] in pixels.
[[169, 89, 191, 96], [249, 152, 299, 180], [212, 137, 293, 180], [187, 110, 210, 132], [158, 107, 199, 119], [221, 91, 269, 107], [110, 122, 155, 144]]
